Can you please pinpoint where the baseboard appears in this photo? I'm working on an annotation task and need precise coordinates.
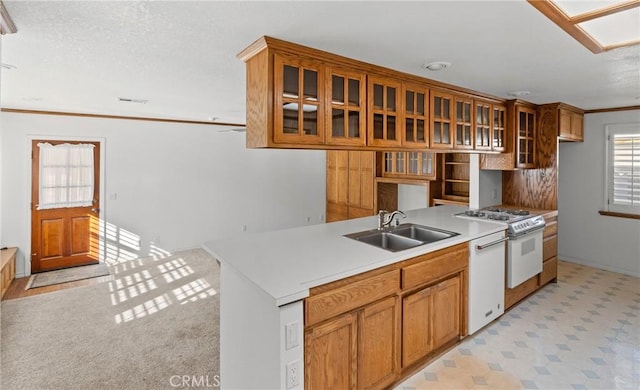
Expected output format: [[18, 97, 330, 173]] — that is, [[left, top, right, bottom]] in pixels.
[[558, 254, 640, 278]]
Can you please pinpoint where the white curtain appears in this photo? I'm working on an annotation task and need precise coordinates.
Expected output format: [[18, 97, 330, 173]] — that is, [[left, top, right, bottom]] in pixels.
[[38, 142, 95, 210]]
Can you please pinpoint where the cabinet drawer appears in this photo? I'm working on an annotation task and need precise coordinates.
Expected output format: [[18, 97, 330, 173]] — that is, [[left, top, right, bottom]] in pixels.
[[540, 257, 557, 286], [543, 220, 557, 238], [543, 236, 557, 262], [402, 246, 467, 290], [305, 269, 400, 326]]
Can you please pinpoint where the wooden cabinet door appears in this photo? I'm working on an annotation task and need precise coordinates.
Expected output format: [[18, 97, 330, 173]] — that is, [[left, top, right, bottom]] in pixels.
[[347, 151, 375, 218], [474, 101, 492, 150], [401, 285, 433, 368], [326, 151, 349, 222], [431, 276, 461, 349], [570, 112, 584, 141], [403, 83, 429, 148], [430, 90, 454, 149], [492, 104, 506, 152], [327, 67, 367, 146], [274, 53, 325, 145], [558, 109, 572, 138], [516, 106, 536, 168], [305, 312, 358, 390], [368, 76, 402, 147], [453, 96, 474, 149], [357, 296, 400, 390]]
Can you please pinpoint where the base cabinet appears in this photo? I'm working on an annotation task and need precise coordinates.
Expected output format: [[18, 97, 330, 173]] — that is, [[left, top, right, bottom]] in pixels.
[[304, 243, 468, 389], [305, 312, 358, 390], [402, 275, 460, 368], [358, 296, 400, 390]]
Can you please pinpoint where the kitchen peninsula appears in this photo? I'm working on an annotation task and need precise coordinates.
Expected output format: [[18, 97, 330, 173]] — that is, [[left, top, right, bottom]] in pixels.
[[203, 205, 507, 389]]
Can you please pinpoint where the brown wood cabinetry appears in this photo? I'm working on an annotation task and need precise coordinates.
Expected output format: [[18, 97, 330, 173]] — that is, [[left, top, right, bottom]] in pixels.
[[541, 103, 584, 142], [368, 76, 402, 147], [358, 296, 400, 390], [430, 90, 454, 149], [480, 100, 537, 170], [275, 53, 325, 145], [516, 104, 537, 168], [382, 151, 437, 180], [327, 67, 367, 146], [453, 96, 474, 150], [1, 247, 17, 299], [437, 153, 470, 206], [241, 36, 582, 155], [403, 83, 430, 148], [305, 312, 357, 390], [540, 215, 558, 286], [326, 151, 376, 222], [304, 243, 468, 389], [402, 276, 460, 368]]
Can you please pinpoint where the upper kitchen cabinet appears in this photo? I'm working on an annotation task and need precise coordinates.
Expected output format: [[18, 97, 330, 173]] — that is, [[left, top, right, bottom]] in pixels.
[[492, 103, 507, 152], [430, 90, 454, 149], [239, 36, 534, 154], [516, 104, 537, 168], [453, 95, 474, 150], [540, 103, 584, 142], [326, 67, 367, 146], [382, 151, 437, 180], [403, 83, 430, 148], [480, 100, 537, 170], [368, 75, 403, 147], [274, 53, 325, 145], [474, 98, 506, 152]]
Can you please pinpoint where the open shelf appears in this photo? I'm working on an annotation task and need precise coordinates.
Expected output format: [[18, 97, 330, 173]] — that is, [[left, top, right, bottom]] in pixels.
[[440, 153, 469, 205]]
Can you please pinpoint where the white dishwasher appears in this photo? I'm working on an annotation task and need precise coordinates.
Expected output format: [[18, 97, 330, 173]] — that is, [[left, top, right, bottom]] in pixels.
[[468, 230, 507, 335]]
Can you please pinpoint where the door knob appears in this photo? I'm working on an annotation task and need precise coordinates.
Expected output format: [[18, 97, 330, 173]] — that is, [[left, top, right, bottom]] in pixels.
[[92, 208, 100, 213]]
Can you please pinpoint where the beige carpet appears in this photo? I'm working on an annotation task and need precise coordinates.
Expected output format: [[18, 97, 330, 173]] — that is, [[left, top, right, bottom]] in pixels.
[[27, 263, 111, 289], [1, 248, 220, 390]]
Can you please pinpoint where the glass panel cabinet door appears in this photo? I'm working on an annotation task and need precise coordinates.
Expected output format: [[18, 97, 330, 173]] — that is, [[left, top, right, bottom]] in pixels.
[[492, 105, 506, 152], [474, 102, 492, 150], [326, 68, 366, 146], [403, 83, 429, 148], [453, 97, 473, 149], [516, 106, 536, 168], [368, 76, 402, 147], [430, 90, 454, 149], [381, 151, 436, 180], [274, 53, 324, 144]]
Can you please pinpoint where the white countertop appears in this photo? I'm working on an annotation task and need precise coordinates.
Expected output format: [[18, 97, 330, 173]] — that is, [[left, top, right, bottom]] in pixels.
[[203, 205, 506, 306]]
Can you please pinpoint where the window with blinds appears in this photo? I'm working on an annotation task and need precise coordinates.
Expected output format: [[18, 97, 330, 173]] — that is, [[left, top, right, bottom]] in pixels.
[[607, 124, 640, 214]]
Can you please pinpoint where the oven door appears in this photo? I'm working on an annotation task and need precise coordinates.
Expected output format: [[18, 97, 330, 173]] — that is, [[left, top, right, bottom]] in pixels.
[[507, 229, 543, 288]]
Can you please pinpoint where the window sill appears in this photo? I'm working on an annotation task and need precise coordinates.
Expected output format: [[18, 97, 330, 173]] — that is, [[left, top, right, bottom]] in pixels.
[[598, 211, 640, 220]]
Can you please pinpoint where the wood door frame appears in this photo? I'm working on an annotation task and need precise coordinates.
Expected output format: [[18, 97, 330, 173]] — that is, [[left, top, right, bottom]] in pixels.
[[25, 135, 107, 276]]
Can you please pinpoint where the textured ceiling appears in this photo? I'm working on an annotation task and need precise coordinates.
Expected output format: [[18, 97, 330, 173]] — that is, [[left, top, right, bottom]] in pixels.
[[1, 1, 639, 124]]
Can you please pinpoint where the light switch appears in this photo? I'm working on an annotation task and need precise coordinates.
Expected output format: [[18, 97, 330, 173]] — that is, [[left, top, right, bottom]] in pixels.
[[285, 321, 299, 350]]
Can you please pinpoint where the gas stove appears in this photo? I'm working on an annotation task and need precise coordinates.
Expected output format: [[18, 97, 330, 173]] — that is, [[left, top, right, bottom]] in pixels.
[[455, 207, 545, 237]]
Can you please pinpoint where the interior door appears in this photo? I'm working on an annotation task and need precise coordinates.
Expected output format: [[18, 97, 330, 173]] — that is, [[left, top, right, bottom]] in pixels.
[[31, 140, 101, 272]]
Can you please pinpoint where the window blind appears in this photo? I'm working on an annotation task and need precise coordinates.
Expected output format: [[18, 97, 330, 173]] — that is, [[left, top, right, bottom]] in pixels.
[[607, 125, 640, 214]]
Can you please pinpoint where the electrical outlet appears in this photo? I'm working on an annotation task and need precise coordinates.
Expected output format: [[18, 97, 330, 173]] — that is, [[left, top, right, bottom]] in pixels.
[[241, 225, 247, 232], [286, 360, 300, 389]]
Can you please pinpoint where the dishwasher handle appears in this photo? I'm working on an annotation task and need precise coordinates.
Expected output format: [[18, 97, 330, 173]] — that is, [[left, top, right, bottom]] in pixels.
[[476, 236, 509, 251]]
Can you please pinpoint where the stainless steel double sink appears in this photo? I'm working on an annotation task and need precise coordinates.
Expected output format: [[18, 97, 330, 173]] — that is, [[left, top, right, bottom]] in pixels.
[[344, 223, 460, 252]]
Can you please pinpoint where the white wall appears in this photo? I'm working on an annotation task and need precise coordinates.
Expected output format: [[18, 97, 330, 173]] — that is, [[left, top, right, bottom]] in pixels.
[[397, 184, 428, 211], [0, 113, 326, 277], [478, 166, 502, 208], [558, 110, 640, 277]]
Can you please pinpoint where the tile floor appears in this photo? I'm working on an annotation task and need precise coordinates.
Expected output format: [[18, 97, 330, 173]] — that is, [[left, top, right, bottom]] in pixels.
[[396, 261, 640, 389]]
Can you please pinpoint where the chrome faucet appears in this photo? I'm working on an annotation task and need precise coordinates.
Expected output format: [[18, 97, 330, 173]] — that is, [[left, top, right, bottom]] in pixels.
[[377, 210, 407, 230]]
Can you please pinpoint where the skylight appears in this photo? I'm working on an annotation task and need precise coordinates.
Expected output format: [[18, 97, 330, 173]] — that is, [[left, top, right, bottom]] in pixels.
[[528, 0, 640, 53]]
